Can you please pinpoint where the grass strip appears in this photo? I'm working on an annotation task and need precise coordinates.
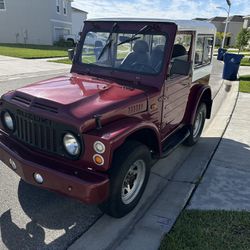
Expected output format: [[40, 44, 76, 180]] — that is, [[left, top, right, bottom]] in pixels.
[[239, 75, 250, 93], [0, 43, 68, 59], [160, 210, 250, 250]]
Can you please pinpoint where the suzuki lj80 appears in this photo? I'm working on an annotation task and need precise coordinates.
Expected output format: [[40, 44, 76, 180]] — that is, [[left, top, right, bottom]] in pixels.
[[0, 19, 216, 217]]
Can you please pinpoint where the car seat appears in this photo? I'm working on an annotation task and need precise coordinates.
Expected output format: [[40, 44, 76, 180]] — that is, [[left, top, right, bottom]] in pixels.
[[120, 40, 150, 70]]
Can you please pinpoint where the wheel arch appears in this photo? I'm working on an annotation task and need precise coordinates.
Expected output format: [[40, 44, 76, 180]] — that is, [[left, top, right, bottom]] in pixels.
[[124, 127, 161, 155], [200, 88, 212, 119], [86, 118, 162, 171], [184, 85, 212, 125]]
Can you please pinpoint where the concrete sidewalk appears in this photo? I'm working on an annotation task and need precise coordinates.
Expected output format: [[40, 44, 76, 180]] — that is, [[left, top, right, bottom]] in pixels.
[[189, 92, 250, 211], [0, 55, 70, 82], [239, 66, 250, 76]]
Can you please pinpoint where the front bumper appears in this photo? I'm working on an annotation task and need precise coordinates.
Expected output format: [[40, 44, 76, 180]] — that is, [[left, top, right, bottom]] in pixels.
[[0, 131, 109, 204]]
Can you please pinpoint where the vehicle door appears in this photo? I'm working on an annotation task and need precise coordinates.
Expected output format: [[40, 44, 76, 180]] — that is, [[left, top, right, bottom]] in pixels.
[[161, 32, 194, 137]]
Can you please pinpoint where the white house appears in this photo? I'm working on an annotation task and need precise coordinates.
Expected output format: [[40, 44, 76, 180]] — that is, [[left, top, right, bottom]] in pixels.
[[243, 15, 250, 48], [194, 15, 245, 46], [243, 15, 250, 30], [72, 2, 88, 37], [63, 2, 88, 44], [0, 0, 73, 45]]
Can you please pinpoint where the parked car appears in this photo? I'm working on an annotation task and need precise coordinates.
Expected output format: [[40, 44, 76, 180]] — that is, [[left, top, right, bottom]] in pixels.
[[0, 19, 216, 218], [64, 31, 106, 47], [64, 34, 80, 46], [84, 32, 106, 46]]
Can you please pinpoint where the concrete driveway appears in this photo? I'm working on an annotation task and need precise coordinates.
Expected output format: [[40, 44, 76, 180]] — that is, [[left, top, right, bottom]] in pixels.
[[0, 55, 70, 82]]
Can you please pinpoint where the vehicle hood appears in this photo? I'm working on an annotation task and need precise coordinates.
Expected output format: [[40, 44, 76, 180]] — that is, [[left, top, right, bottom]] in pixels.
[[5, 73, 148, 132]]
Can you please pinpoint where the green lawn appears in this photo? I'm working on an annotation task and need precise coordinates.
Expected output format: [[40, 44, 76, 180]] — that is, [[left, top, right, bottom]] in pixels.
[[160, 210, 250, 250], [0, 43, 69, 59], [239, 75, 250, 93], [240, 57, 250, 66], [49, 58, 72, 64], [227, 49, 250, 54]]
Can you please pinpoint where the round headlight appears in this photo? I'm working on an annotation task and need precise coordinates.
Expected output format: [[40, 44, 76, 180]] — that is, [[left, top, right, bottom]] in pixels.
[[3, 111, 14, 131], [63, 133, 81, 156], [93, 141, 105, 154]]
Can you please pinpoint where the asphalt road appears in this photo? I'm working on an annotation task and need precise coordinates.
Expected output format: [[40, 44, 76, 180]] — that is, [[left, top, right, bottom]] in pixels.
[[0, 74, 102, 250]]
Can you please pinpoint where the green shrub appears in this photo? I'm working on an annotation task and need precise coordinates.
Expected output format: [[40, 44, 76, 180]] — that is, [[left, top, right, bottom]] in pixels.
[[53, 38, 73, 48]]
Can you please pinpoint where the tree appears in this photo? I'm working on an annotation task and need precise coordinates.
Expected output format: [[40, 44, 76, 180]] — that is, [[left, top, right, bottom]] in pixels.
[[216, 32, 231, 47], [236, 28, 250, 52]]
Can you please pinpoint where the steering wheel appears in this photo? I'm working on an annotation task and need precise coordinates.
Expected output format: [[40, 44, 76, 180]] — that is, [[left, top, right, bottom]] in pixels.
[[132, 63, 157, 73]]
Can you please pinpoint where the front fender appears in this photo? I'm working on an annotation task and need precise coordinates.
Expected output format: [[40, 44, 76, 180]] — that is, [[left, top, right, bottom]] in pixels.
[[84, 117, 160, 171]]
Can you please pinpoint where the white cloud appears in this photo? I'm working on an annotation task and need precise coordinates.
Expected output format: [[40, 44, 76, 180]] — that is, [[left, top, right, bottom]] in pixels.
[[73, 0, 249, 19]]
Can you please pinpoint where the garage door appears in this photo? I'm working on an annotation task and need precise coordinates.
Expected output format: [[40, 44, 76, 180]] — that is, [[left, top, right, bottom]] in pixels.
[[54, 28, 70, 41]]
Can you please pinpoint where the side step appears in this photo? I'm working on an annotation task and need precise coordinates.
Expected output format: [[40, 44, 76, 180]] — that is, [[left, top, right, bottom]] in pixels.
[[160, 127, 190, 159]]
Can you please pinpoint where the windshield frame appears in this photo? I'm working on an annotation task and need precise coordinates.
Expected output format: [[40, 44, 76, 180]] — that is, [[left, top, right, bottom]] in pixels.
[[71, 21, 177, 89]]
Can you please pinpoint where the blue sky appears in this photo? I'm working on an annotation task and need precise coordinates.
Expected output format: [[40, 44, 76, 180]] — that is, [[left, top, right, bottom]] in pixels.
[[73, 0, 250, 19]]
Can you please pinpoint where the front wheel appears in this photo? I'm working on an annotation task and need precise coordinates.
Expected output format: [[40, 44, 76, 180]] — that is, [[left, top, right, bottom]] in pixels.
[[184, 102, 206, 146], [99, 141, 151, 218]]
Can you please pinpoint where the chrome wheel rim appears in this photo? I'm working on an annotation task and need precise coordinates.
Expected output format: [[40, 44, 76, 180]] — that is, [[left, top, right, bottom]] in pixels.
[[121, 159, 146, 205], [193, 111, 203, 138]]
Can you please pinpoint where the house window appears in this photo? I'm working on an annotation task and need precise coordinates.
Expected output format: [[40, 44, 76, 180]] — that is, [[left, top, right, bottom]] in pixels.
[[195, 35, 214, 67], [0, 0, 6, 10], [56, 0, 60, 13], [63, 0, 67, 15]]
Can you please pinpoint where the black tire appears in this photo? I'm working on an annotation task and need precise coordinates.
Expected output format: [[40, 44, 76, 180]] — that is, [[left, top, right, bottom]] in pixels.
[[99, 141, 151, 218], [184, 102, 206, 146]]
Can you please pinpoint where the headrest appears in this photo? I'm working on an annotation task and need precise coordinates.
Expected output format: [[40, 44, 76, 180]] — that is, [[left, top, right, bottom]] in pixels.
[[133, 40, 149, 53], [95, 40, 103, 47], [172, 44, 187, 58]]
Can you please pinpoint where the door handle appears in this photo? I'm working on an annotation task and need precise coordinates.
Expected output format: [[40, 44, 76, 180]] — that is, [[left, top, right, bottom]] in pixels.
[[158, 96, 168, 102]]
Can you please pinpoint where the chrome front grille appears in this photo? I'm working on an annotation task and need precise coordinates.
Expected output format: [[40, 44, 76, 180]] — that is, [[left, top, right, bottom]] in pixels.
[[1, 100, 83, 159], [15, 111, 58, 154]]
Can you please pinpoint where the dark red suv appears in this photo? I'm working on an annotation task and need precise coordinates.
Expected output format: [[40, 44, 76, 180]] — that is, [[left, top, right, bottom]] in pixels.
[[0, 19, 216, 217]]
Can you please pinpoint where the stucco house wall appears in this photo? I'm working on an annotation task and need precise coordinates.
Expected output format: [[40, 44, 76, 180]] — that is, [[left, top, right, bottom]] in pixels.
[[210, 21, 225, 33], [243, 16, 250, 48], [227, 21, 244, 46], [72, 7, 87, 36], [49, 0, 72, 42], [0, 0, 72, 45], [211, 16, 244, 46]]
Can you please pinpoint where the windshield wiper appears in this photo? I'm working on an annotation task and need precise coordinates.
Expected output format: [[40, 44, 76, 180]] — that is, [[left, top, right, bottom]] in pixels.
[[117, 25, 152, 46], [97, 22, 118, 60]]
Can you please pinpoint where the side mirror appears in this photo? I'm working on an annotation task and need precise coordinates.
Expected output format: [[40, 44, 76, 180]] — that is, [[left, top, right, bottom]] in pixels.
[[170, 59, 192, 76], [68, 48, 75, 61]]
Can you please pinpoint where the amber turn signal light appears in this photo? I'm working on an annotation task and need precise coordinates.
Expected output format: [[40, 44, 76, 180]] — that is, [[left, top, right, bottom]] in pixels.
[[93, 154, 104, 166]]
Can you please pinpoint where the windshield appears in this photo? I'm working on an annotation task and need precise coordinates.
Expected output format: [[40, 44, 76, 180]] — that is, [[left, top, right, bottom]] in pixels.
[[80, 29, 167, 75]]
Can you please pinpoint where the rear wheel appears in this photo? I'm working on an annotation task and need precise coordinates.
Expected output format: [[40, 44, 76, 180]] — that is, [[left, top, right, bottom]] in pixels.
[[99, 141, 150, 218], [184, 102, 206, 146]]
